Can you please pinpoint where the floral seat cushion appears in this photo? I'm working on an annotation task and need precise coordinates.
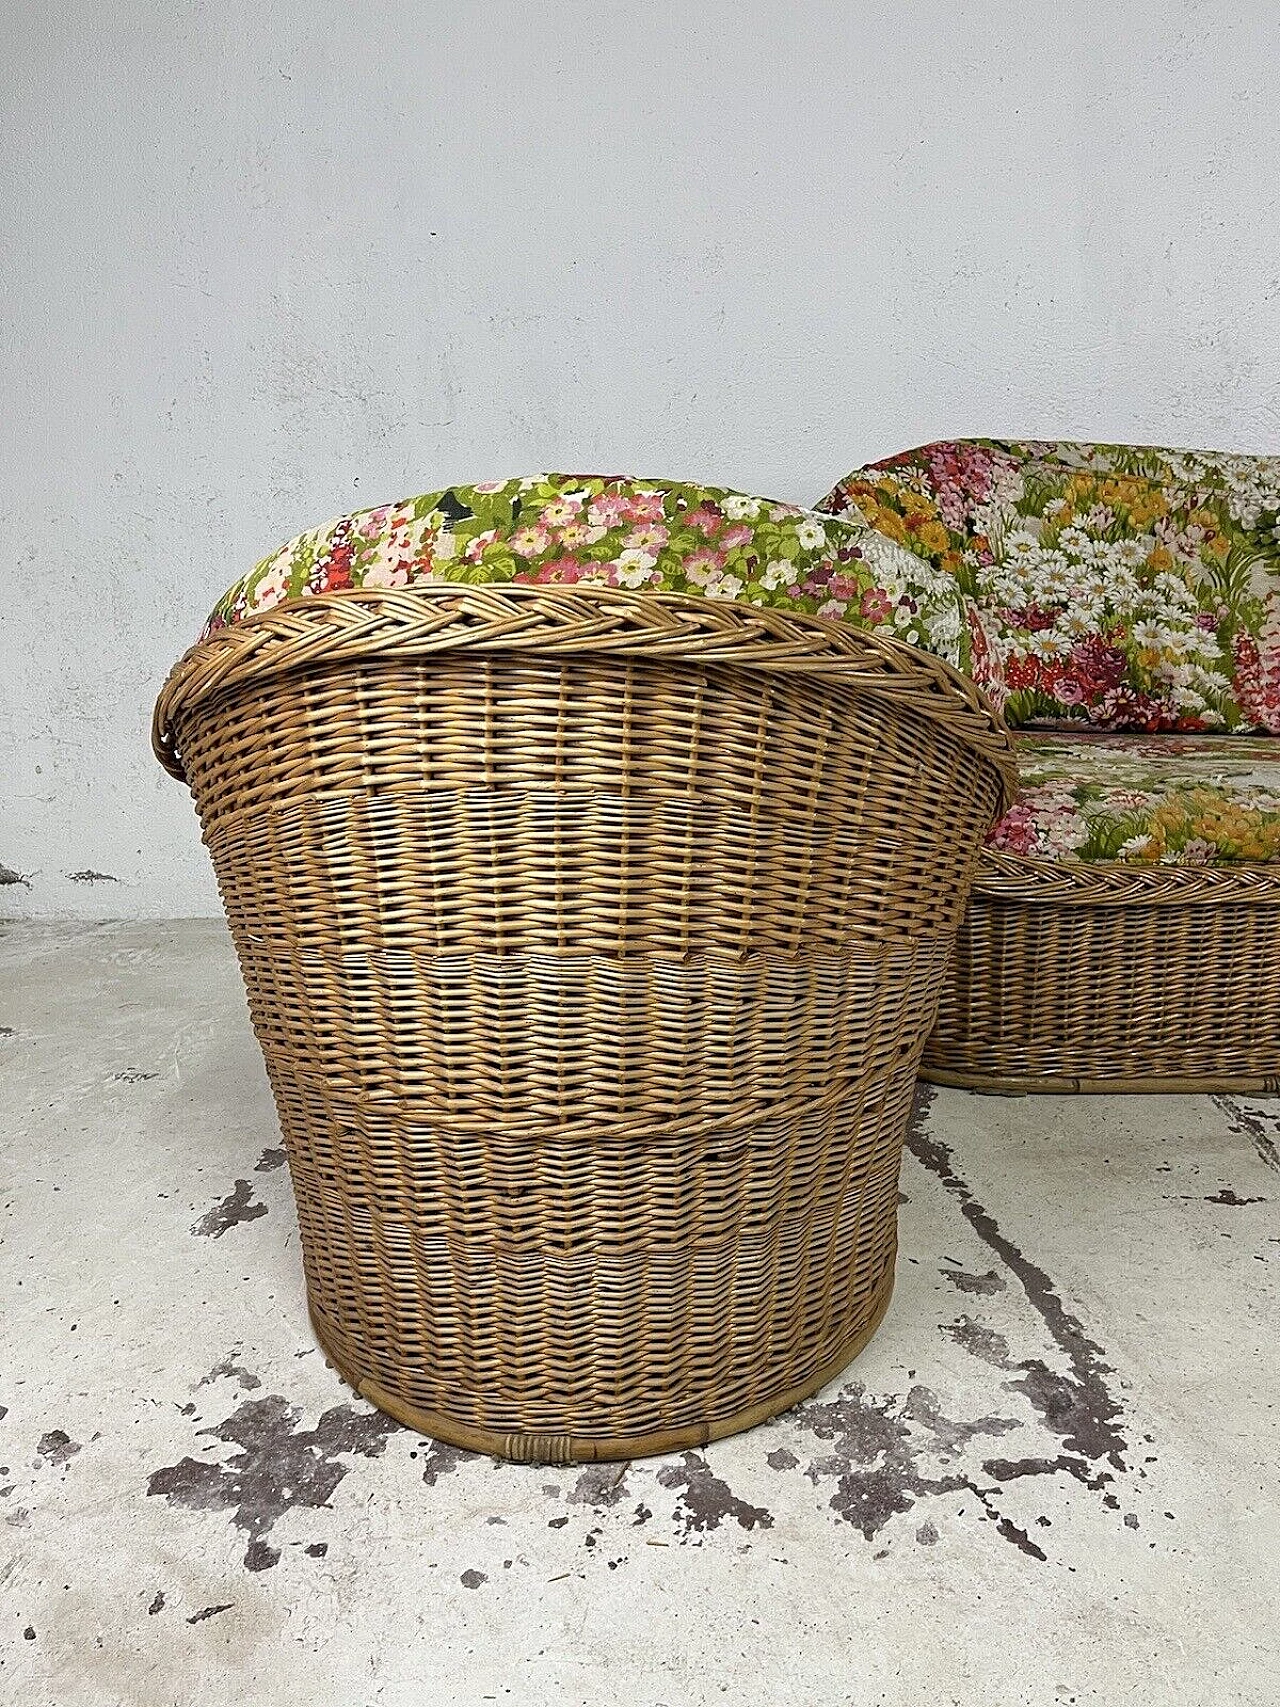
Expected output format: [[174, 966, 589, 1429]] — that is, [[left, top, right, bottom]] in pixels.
[[989, 731, 1280, 864], [817, 440, 1280, 733], [203, 473, 973, 672]]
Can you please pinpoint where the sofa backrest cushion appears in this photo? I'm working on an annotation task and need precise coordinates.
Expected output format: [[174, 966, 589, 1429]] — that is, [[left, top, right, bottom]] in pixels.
[[817, 440, 1280, 733]]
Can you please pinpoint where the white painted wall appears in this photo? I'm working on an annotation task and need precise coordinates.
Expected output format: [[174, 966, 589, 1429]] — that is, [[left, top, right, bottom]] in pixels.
[[5, 0, 1280, 918]]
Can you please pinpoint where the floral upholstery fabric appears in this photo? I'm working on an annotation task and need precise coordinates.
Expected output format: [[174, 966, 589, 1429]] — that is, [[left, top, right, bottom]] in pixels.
[[817, 440, 1280, 734], [988, 732, 1280, 864], [203, 473, 972, 671]]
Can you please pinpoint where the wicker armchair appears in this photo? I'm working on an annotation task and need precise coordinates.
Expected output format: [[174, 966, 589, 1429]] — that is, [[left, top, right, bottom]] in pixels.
[[155, 480, 1014, 1461]]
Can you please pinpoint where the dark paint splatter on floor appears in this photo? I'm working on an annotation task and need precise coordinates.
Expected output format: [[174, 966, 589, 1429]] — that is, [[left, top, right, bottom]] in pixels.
[[460, 1569, 487, 1588], [567, 1464, 630, 1509], [655, 1453, 774, 1536], [186, 1604, 234, 1624], [790, 1382, 1020, 1543], [196, 1353, 262, 1393], [146, 1393, 397, 1570], [941, 1267, 1007, 1295], [36, 1430, 81, 1467], [148, 1592, 165, 1614], [982, 1454, 1073, 1483], [993, 1515, 1047, 1561], [907, 1086, 1129, 1478], [942, 1315, 1122, 1488], [190, 1180, 269, 1238], [419, 1439, 473, 1488], [903, 1384, 1022, 1457], [1212, 1094, 1280, 1173], [255, 1148, 287, 1173]]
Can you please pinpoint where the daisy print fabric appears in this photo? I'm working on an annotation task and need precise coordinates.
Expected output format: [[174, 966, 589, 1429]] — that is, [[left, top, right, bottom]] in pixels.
[[817, 441, 1280, 734], [203, 474, 972, 672]]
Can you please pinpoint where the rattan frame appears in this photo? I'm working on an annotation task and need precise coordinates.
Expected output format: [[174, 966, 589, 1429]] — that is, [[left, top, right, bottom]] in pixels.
[[922, 848, 1280, 1094], [156, 583, 1016, 1460]]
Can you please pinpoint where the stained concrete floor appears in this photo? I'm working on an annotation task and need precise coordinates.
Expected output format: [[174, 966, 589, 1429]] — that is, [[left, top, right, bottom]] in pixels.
[[1, 920, 1277, 1707]]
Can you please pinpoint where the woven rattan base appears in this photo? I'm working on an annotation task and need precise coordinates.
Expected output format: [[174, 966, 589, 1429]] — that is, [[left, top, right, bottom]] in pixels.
[[309, 1256, 897, 1464], [923, 1066, 1280, 1096], [923, 851, 1280, 1093]]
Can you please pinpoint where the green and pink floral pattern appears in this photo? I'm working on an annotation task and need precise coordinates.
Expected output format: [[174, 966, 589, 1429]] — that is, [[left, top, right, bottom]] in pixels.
[[817, 440, 1280, 733], [203, 473, 972, 671], [989, 732, 1280, 864]]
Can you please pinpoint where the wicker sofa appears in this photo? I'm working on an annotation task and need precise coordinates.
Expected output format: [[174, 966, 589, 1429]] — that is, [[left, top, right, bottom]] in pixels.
[[817, 439, 1280, 1093]]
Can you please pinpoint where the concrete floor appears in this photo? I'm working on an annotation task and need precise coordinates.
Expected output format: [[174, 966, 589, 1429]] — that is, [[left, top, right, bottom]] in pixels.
[[1, 921, 1276, 1707]]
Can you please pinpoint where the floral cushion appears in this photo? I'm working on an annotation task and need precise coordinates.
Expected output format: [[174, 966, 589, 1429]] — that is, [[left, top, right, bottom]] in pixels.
[[989, 732, 1280, 864], [202, 473, 973, 671], [817, 440, 1280, 733]]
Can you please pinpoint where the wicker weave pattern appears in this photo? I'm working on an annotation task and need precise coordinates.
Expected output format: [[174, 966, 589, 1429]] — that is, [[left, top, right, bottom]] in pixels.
[[156, 585, 1013, 1458], [923, 851, 1280, 1093]]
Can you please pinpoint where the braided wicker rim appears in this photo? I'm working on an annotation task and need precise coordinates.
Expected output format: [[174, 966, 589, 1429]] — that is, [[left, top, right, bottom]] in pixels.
[[153, 582, 1018, 811], [976, 848, 1280, 907]]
